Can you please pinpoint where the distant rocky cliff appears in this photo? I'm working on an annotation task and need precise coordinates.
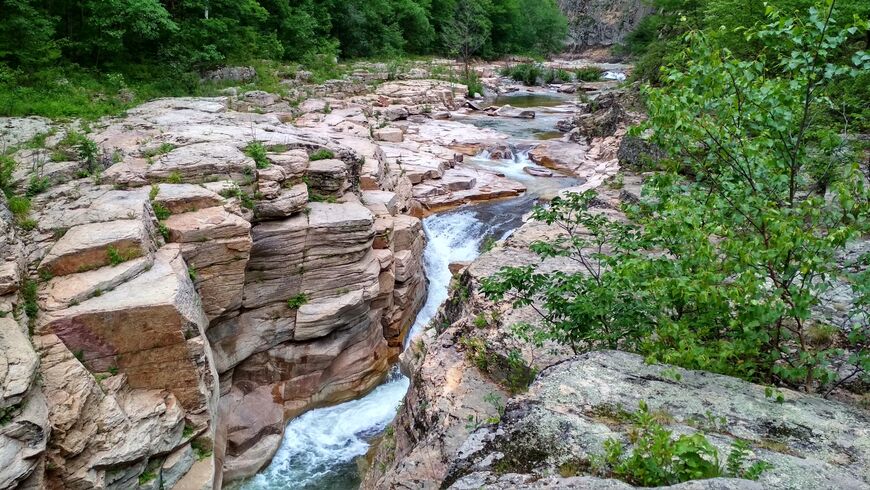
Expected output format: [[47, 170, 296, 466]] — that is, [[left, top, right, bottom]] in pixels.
[[558, 0, 653, 49]]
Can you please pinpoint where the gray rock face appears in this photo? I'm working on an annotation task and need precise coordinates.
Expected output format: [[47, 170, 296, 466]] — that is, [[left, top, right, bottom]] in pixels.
[[558, 0, 653, 49], [0, 319, 49, 489], [445, 351, 870, 490]]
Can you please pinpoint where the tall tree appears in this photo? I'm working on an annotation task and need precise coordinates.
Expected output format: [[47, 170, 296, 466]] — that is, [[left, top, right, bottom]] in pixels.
[[441, 0, 491, 73]]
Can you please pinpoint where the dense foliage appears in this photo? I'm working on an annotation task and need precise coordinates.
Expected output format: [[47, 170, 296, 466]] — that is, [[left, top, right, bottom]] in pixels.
[[620, 0, 870, 130], [0, 0, 567, 117], [483, 2, 870, 395]]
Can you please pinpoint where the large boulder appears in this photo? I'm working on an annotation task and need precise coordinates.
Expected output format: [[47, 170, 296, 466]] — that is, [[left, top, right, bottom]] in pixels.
[[164, 206, 253, 321], [38, 245, 216, 412]]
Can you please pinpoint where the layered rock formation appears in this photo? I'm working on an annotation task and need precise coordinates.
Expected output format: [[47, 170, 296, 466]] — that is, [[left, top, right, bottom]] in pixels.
[[0, 73, 540, 488]]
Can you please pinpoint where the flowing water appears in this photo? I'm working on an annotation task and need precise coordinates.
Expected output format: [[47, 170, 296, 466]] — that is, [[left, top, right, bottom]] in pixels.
[[454, 92, 575, 140], [243, 88, 591, 490]]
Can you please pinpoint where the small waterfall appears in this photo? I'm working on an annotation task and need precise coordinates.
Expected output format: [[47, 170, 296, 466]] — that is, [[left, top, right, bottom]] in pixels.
[[404, 209, 488, 344]]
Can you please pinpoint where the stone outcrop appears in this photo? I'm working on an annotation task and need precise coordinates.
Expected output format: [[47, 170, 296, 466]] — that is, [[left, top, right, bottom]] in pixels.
[[557, 0, 653, 50], [445, 351, 870, 489]]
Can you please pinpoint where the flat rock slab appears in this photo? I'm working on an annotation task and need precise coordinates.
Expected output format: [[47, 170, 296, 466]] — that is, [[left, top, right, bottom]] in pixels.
[[412, 168, 526, 211], [39, 256, 154, 312], [493, 105, 535, 119], [147, 143, 255, 183], [154, 184, 224, 214], [39, 219, 154, 277], [361, 190, 399, 216], [446, 351, 870, 490], [165, 206, 251, 243], [374, 127, 404, 143]]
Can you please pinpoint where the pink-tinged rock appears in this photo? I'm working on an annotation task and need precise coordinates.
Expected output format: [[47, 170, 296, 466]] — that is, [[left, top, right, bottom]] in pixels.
[[38, 245, 216, 412], [153, 183, 225, 214], [38, 219, 155, 277]]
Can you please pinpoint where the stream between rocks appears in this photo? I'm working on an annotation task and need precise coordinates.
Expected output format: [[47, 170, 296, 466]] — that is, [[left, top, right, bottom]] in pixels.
[[239, 93, 583, 490]]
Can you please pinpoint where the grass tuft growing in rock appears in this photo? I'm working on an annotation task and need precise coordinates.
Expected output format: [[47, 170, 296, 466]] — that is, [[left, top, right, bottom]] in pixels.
[[287, 293, 309, 309], [244, 141, 270, 169], [309, 149, 334, 161]]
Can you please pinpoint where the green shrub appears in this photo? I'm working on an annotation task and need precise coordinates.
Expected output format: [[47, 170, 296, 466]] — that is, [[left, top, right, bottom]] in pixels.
[[166, 171, 183, 184], [6, 196, 31, 217], [595, 401, 771, 486], [461, 70, 485, 98], [244, 141, 270, 169], [107, 246, 138, 266], [575, 66, 603, 82], [500, 63, 543, 86], [309, 149, 335, 161], [543, 68, 572, 84], [151, 202, 171, 221], [25, 176, 49, 196], [287, 293, 309, 309], [0, 155, 17, 197], [483, 6, 870, 394], [142, 143, 175, 159]]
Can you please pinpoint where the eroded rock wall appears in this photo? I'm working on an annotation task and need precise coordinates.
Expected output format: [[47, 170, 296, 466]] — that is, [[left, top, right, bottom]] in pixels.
[[558, 0, 653, 50], [1, 81, 458, 487]]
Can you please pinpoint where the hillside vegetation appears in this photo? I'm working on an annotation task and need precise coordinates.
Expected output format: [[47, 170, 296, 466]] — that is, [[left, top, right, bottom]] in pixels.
[[0, 0, 567, 118]]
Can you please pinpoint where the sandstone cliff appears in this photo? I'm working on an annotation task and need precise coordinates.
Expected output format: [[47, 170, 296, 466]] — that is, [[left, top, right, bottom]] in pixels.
[[0, 71, 534, 488]]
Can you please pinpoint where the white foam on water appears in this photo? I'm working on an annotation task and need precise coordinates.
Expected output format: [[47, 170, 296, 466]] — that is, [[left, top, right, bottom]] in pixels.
[[244, 209, 489, 490], [405, 209, 486, 344], [245, 109, 579, 490], [240, 373, 410, 490], [603, 71, 626, 81]]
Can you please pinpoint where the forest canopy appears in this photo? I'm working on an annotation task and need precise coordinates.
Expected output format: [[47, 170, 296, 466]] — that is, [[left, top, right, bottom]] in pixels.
[[0, 0, 568, 70]]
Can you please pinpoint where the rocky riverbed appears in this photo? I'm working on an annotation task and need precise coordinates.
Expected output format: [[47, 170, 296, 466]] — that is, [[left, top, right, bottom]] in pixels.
[[1, 57, 867, 490]]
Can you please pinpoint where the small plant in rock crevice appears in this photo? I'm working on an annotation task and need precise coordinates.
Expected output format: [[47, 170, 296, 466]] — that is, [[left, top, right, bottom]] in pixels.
[[309, 149, 334, 161], [287, 293, 309, 309], [244, 141, 270, 169], [592, 401, 772, 486]]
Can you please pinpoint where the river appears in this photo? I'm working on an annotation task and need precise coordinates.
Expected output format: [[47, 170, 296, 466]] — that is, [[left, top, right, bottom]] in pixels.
[[239, 92, 582, 490]]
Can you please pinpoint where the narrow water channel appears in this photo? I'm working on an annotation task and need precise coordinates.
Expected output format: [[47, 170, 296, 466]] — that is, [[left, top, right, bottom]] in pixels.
[[241, 92, 581, 490]]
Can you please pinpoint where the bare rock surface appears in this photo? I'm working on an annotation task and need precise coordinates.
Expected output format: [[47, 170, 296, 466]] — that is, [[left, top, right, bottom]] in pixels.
[[154, 183, 225, 214], [445, 351, 870, 490], [39, 219, 154, 276], [0, 318, 48, 489]]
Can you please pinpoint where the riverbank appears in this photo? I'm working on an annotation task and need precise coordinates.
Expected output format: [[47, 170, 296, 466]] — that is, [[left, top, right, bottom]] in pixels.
[[0, 57, 627, 489]]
